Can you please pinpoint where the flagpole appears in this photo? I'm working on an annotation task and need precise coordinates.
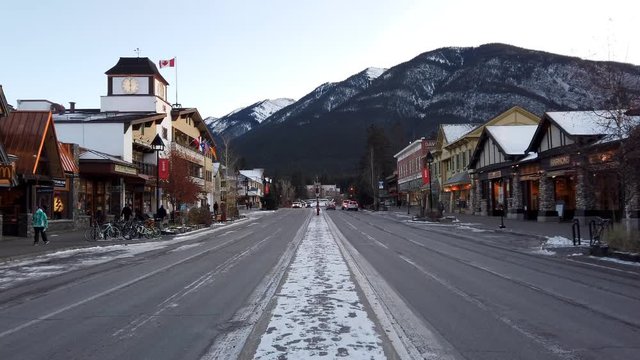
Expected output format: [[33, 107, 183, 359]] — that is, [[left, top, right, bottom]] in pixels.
[[175, 56, 178, 106]]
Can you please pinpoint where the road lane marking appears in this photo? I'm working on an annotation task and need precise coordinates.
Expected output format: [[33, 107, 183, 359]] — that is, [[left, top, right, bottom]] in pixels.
[[327, 214, 459, 360], [397, 255, 578, 360], [113, 231, 280, 338], [0, 229, 262, 339]]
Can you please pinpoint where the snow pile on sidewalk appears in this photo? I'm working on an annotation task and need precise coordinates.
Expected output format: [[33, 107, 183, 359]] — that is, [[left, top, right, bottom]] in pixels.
[[254, 215, 385, 359]]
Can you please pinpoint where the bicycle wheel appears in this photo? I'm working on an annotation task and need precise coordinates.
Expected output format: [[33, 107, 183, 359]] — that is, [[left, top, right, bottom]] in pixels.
[[84, 227, 100, 242], [106, 226, 122, 240]]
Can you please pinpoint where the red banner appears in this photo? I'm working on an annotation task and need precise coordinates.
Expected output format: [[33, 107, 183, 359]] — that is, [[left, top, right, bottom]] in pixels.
[[158, 158, 169, 180], [422, 167, 430, 184], [265, 183, 270, 195]]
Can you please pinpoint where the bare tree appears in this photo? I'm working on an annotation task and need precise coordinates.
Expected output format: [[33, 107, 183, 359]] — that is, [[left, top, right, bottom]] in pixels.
[[220, 136, 239, 219], [592, 64, 640, 229], [278, 178, 296, 207]]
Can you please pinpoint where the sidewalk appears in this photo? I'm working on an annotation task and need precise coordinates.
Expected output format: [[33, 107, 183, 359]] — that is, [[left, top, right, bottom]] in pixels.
[[385, 206, 585, 242], [0, 210, 262, 263]]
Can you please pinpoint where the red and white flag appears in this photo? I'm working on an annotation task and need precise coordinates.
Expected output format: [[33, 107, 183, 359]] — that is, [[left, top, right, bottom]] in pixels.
[[159, 58, 175, 68]]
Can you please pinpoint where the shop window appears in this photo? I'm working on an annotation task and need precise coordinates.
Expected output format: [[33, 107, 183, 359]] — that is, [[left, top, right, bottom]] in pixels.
[[162, 127, 168, 140]]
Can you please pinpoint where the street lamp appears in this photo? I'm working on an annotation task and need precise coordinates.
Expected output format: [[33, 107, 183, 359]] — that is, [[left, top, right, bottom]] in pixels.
[[243, 176, 249, 209], [151, 134, 165, 216], [426, 151, 434, 215]]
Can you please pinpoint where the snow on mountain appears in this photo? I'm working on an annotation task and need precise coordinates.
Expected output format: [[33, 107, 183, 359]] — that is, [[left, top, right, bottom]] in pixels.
[[264, 67, 388, 125], [231, 43, 640, 176], [205, 98, 295, 139]]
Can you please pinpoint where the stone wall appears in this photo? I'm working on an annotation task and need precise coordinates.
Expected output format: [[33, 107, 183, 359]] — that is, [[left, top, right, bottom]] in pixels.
[[537, 174, 557, 222]]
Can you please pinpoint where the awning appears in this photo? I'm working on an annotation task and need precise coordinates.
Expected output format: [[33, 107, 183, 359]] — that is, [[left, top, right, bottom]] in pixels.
[[444, 171, 470, 186]]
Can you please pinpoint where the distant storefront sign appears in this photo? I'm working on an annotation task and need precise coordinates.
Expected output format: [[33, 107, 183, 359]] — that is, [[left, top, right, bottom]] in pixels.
[[115, 164, 137, 175]]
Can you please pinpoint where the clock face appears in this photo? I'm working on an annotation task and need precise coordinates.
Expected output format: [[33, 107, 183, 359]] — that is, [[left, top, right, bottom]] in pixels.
[[121, 77, 139, 94]]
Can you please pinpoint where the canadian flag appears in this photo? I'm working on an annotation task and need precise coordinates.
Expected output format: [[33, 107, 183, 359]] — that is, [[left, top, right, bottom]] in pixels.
[[159, 58, 175, 68]]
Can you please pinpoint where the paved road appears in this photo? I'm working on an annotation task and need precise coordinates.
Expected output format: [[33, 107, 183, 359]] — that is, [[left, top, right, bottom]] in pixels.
[[327, 209, 640, 360], [2, 208, 639, 360], [0, 210, 310, 360]]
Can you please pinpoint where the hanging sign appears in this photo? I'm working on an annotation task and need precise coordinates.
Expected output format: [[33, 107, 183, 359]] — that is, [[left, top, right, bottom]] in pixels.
[[158, 158, 170, 180], [421, 167, 430, 184]]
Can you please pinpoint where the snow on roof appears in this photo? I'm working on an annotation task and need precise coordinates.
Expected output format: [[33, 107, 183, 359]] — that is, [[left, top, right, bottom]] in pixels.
[[519, 152, 538, 163], [442, 124, 477, 143], [546, 110, 639, 136], [487, 125, 538, 155], [239, 169, 264, 182]]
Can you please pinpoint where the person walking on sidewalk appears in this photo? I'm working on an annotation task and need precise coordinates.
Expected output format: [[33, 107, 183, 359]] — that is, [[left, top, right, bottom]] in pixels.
[[32, 205, 49, 245]]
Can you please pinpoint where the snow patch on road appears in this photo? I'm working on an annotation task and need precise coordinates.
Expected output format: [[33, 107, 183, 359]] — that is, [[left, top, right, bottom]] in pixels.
[[253, 215, 385, 359], [590, 256, 640, 267], [0, 242, 170, 290]]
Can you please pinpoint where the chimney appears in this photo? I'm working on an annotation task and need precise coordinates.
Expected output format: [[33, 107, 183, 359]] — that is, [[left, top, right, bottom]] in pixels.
[[69, 101, 76, 113]]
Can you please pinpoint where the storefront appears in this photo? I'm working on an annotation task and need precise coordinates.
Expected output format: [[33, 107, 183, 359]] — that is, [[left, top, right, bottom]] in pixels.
[[77, 148, 142, 221], [0, 111, 66, 236], [443, 172, 471, 213]]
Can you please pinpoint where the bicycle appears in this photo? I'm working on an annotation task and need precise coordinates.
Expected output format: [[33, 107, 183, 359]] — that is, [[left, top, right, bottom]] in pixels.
[[84, 220, 122, 242]]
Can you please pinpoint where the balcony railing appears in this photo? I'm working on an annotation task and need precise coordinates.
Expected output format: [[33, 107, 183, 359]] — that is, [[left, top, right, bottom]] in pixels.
[[134, 161, 157, 177]]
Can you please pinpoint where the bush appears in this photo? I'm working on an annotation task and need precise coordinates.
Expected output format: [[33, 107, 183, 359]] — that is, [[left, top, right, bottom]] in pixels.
[[606, 228, 640, 253], [188, 207, 212, 226]]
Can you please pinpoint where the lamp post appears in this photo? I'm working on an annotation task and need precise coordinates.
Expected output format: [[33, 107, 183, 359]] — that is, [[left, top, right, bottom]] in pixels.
[[426, 151, 434, 215], [151, 134, 165, 216], [243, 176, 249, 210]]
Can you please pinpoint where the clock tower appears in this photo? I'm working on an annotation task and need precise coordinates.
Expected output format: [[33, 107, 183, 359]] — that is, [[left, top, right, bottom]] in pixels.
[[101, 57, 170, 113]]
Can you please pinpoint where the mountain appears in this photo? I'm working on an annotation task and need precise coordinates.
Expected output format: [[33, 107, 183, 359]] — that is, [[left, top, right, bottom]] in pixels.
[[205, 98, 294, 140], [231, 43, 640, 178], [263, 67, 387, 126]]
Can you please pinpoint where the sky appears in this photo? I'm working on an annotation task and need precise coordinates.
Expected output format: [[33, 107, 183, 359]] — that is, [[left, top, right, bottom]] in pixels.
[[2, 0, 639, 118]]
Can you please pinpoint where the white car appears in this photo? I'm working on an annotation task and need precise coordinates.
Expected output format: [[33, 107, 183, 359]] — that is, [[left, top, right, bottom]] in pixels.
[[291, 202, 302, 208]]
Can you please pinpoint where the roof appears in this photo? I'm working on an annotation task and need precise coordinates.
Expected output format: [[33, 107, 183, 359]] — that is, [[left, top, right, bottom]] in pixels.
[[171, 107, 217, 145], [0, 85, 9, 118], [105, 57, 169, 85], [442, 124, 478, 144], [79, 147, 134, 166], [58, 143, 79, 173], [526, 110, 640, 153], [486, 125, 538, 155], [0, 111, 64, 178], [53, 111, 165, 125], [0, 85, 12, 165], [546, 110, 640, 136], [239, 169, 264, 182]]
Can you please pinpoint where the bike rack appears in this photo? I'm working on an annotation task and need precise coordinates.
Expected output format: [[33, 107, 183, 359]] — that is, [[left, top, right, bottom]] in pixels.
[[589, 219, 598, 246], [572, 219, 581, 246]]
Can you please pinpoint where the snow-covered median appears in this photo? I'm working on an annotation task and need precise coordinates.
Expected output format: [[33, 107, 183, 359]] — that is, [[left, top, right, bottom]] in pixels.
[[254, 215, 386, 359]]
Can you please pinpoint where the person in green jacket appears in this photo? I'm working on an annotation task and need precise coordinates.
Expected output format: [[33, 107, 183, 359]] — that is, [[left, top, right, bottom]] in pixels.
[[32, 205, 49, 245]]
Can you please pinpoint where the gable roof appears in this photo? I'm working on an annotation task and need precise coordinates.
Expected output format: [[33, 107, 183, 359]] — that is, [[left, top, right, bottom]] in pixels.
[[448, 106, 539, 149], [0, 111, 64, 178], [442, 124, 478, 144], [105, 57, 169, 85], [469, 125, 538, 170], [526, 110, 640, 153], [486, 125, 538, 155]]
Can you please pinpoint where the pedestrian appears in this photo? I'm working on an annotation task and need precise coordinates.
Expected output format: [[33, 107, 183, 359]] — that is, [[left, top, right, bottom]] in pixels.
[[157, 205, 167, 228], [32, 205, 49, 245], [121, 203, 132, 221], [213, 201, 219, 216]]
